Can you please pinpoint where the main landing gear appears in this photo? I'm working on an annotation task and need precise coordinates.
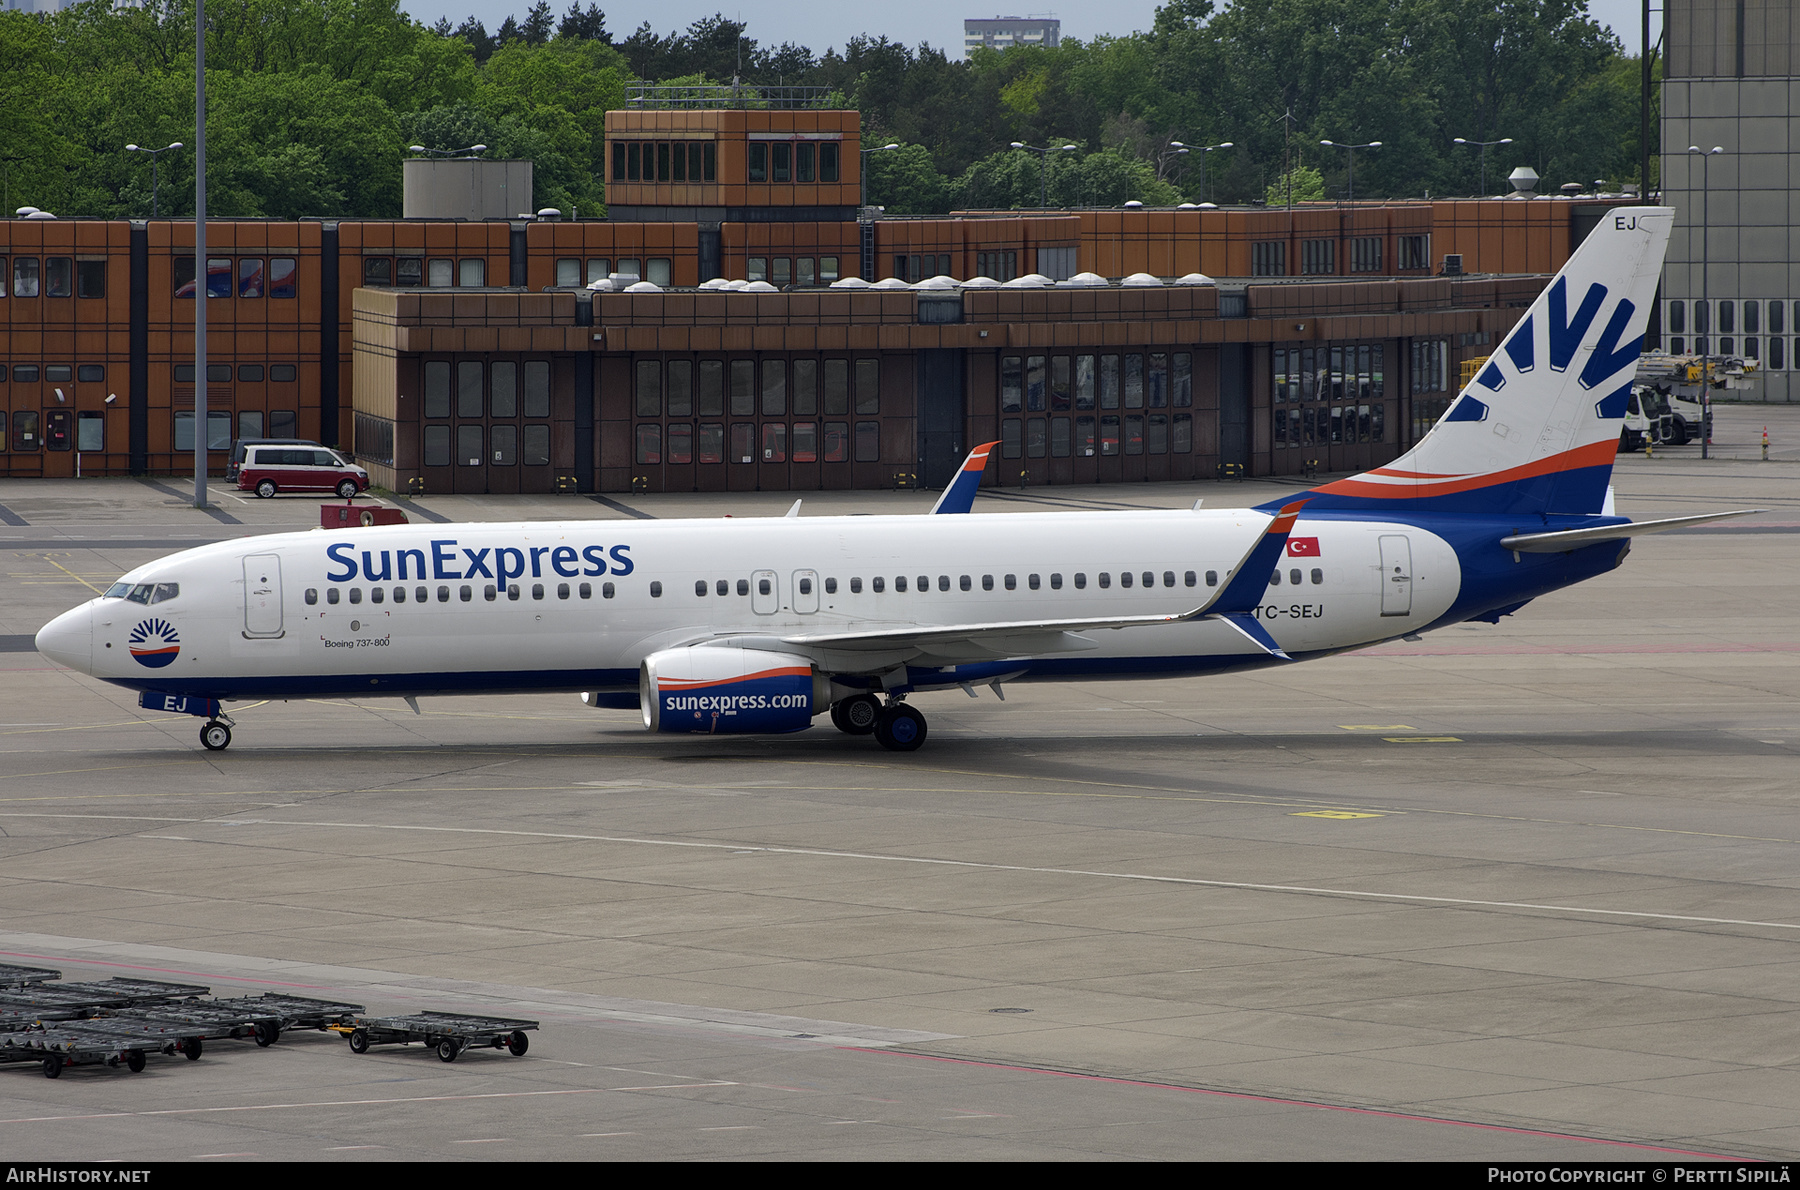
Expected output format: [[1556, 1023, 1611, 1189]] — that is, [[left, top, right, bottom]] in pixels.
[[832, 694, 927, 752]]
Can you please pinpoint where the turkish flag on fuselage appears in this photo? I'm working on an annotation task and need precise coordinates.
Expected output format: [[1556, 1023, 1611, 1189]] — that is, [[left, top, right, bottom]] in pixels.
[[1286, 538, 1321, 557]]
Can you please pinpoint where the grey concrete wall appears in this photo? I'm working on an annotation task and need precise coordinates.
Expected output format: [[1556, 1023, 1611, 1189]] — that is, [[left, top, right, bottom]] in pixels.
[[402, 160, 535, 222], [1660, 75, 1800, 402]]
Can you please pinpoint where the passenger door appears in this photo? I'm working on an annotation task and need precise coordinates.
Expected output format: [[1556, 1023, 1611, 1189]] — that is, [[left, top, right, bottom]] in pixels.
[[243, 554, 284, 637]]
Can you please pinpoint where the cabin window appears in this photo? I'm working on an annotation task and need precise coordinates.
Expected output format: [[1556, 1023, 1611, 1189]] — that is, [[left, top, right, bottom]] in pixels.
[[872, 577, 885, 592], [1163, 572, 1176, 587], [737, 578, 750, 595], [603, 582, 615, 598], [1049, 573, 1061, 589], [824, 577, 837, 594], [1074, 573, 1087, 589], [895, 576, 908, 593], [531, 584, 544, 600], [650, 581, 664, 598], [981, 575, 992, 591], [695, 580, 708, 597], [1290, 569, 1303, 585], [850, 577, 862, 593], [716, 579, 729, 596], [348, 588, 363, 604], [508, 584, 521, 600], [558, 583, 570, 599], [304, 589, 318, 605], [1120, 572, 1132, 589], [1005, 575, 1016, 590], [485, 585, 497, 601], [326, 588, 340, 605], [1205, 570, 1218, 586], [1099, 573, 1112, 589]]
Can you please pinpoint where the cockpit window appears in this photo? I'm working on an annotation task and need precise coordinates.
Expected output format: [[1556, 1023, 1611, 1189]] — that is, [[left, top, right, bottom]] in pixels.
[[104, 582, 133, 599], [126, 583, 154, 604], [150, 582, 179, 604]]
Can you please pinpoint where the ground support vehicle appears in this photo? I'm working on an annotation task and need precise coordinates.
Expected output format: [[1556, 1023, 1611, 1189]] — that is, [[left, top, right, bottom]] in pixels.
[[332, 1011, 538, 1063], [0, 978, 210, 1020]]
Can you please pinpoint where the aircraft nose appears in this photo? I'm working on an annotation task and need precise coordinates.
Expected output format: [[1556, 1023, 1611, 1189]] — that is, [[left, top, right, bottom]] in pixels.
[[36, 603, 93, 672]]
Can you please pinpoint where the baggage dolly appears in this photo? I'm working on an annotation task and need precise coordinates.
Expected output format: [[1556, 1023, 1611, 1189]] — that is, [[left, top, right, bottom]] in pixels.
[[0, 1018, 207, 1078], [207, 993, 368, 1041], [0, 978, 210, 1019], [0, 964, 61, 990], [331, 1011, 538, 1063], [116, 1002, 288, 1047]]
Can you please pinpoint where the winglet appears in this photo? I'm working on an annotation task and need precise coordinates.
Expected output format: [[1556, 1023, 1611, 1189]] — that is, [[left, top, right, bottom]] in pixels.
[[1199, 499, 1309, 618], [930, 441, 1001, 514]]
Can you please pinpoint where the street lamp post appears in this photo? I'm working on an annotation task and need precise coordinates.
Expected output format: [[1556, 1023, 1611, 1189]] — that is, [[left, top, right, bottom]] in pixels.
[[1453, 136, 1513, 196], [1319, 140, 1381, 205], [859, 142, 899, 208], [125, 142, 184, 218], [1194, 141, 1233, 204], [1689, 144, 1724, 459], [1155, 141, 1189, 184], [1010, 141, 1079, 208], [407, 144, 489, 159]]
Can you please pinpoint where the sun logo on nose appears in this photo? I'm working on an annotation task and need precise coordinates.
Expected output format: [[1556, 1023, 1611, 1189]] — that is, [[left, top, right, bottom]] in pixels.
[[128, 618, 180, 668]]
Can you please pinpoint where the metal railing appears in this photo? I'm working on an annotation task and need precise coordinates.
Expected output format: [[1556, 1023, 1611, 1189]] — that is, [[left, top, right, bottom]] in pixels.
[[624, 84, 836, 110]]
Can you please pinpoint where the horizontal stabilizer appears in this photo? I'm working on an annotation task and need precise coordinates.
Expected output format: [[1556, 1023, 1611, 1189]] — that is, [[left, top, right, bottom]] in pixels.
[[930, 441, 1001, 514], [1499, 509, 1766, 553]]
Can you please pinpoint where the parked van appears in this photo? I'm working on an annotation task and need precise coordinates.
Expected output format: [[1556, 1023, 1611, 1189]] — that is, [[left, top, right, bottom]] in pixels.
[[227, 438, 320, 483], [236, 444, 369, 498]]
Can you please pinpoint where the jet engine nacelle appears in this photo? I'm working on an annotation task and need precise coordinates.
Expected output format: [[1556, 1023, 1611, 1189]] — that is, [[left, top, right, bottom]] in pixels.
[[640, 646, 828, 735]]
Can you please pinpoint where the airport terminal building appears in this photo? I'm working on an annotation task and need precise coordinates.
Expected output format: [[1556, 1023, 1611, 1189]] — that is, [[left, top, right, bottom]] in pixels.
[[0, 97, 1634, 494]]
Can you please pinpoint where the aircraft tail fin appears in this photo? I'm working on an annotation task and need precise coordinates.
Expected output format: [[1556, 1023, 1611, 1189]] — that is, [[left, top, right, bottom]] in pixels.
[[1267, 207, 1673, 518], [930, 441, 1000, 514]]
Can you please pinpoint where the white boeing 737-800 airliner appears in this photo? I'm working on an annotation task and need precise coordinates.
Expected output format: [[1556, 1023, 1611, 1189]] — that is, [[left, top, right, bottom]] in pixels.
[[35, 208, 1754, 752]]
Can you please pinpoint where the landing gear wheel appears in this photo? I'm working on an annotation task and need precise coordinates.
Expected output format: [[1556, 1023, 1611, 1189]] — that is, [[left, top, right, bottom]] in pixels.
[[182, 1038, 203, 1060], [347, 1029, 369, 1054], [126, 1050, 146, 1073], [255, 479, 277, 498], [436, 1039, 460, 1063], [831, 694, 881, 735], [337, 480, 359, 499], [507, 1030, 529, 1056], [42, 1056, 62, 1079], [873, 703, 928, 752], [200, 722, 231, 751]]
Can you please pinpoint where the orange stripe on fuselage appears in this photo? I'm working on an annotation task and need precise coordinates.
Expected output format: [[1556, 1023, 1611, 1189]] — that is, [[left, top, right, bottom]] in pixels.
[[658, 667, 811, 693], [1311, 439, 1618, 500]]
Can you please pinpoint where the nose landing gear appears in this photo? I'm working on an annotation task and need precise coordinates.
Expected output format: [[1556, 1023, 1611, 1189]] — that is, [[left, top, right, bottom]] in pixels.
[[200, 718, 233, 751]]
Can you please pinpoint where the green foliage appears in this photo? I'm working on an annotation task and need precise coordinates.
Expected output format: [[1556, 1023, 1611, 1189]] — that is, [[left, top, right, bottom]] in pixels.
[[4, 0, 1650, 220], [1266, 164, 1325, 206]]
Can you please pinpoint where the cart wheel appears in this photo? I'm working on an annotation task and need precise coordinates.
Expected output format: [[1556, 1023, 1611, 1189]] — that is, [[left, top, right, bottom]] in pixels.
[[347, 1029, 369, 1054], [182, 1038, 203, 1061], [127, 1050, 146, 1073], [253, 1022, 275, 1047], [42, 1056, 62, 1079], [436, 1038, 459, 1063], [507, 1030, 529, 1056]]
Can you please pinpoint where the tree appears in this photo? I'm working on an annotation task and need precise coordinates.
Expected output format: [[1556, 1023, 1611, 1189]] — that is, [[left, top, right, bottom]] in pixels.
[[557, 2, 610, 44], [1265, 164, 1324, 205], [521, 1, 555, 47]]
